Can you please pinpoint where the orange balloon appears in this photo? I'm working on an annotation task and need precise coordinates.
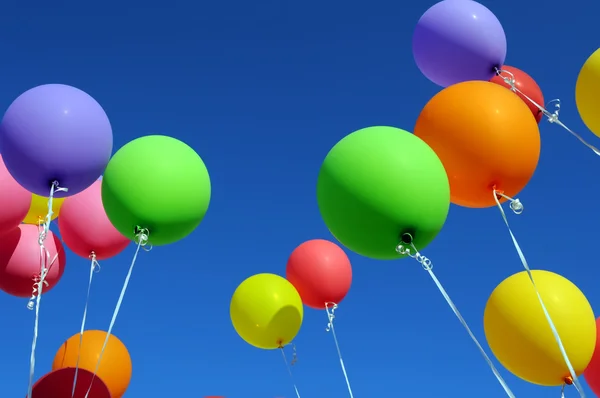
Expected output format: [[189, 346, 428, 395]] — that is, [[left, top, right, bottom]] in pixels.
[[414, 81, 540, 208], [52, 330, 132, 398]]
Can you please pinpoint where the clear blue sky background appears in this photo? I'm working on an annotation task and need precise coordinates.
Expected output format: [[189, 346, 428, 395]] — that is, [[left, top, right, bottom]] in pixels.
[[1, 0, 599, 397]]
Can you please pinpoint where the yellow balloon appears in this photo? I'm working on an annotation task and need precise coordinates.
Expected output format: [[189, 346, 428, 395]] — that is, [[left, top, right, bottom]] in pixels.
[[576, 48, 600, 137], [230, 273, 303, 350], [22, 194, 65, 225], [484, 270, 596, 386]]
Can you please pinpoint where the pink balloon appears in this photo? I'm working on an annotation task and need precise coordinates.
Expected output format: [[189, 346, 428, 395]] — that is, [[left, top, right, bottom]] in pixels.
[[58, 180, 129, 260], [0, 224, 66, 298], [0, 154, 31, 235]]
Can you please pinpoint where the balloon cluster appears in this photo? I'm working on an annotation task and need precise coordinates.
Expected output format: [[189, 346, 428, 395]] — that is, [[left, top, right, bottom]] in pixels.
[[0, 83, 212, 397]]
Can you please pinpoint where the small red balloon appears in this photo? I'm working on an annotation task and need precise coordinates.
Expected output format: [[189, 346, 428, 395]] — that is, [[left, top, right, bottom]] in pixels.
[[490, 65, 545, 123], [30, 368, 111, 398], [0, 224, 66, 298], [584, 317, 600, 395], [286, 239, 352, 309]]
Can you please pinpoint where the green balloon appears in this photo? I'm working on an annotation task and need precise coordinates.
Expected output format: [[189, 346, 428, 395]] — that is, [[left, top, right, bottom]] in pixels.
[[101, 135, 211, 246], [317, 126, 450, 260]]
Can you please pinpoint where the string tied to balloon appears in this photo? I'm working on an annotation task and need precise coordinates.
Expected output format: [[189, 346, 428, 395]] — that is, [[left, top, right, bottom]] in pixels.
[[561, 376, 583, 398], [395, 233, 516, 398], [279, 343, 301, 398], [70, 252, 102, 398], [83, 227, 151, 398], [495, 67, 600, 157], [324, 302, 354, 398], [492, 189, 585, 398], [26, 181, 68, 398]]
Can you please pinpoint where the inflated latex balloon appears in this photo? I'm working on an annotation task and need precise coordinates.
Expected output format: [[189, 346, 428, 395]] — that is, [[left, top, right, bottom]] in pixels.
[[484, 270, 596, 386], [0, 154, 31, 235], [0, 84, 112, 197], [101, 135, 211, 246], [414, 81, 540, 208], [30, 368, 110, 398], [52, 330, 132, 398], [317, 126, 450, 260], [576, 48, 600, 138], [230, 273, 303, 349], [584, 317, 600, 395], [286, 239, 352, 309], [413, 0, 506, 87], [58, 180, 130, 260], [22, 194, 65, 225], [0, 224, 66, 297], [490, 65, 545, 123]]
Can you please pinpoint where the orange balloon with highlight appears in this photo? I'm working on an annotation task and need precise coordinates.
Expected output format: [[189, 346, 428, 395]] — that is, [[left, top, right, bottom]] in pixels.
[[414, 81, 541, 208], [52, 330, 132, 398]]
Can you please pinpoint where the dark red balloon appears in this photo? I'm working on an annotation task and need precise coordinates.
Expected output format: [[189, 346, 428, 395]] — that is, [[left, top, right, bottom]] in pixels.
[[584, 317, 600, 395], [30, 368, 110, 398], [490, 65, 545, 123], [286, 239, 352, 309]]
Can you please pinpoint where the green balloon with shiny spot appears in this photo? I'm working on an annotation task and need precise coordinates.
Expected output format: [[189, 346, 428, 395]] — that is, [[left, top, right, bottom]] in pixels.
[[101, 135, 211, 246], [317, 126, 450, 260]]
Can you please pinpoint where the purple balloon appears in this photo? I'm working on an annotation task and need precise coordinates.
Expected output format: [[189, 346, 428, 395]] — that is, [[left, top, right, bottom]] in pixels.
[[0, 84, 113, 198], [412, 0, 507, 87]]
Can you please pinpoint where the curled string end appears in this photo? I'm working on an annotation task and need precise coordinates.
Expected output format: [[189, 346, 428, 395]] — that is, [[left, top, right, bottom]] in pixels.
[[396, 236, 432, 271], [134, 227, 152, 251], [325, 302, 338, 332], [493, 189, 524, 215]]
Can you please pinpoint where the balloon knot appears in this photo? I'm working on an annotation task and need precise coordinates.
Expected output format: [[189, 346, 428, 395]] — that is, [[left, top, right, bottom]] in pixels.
[[564, 376, 574, 385]]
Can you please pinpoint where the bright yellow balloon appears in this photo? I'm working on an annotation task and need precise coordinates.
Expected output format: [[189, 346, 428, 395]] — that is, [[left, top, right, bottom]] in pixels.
[[484, 270, 596, 386], [576, 48, 600, 138], [22, 194, 65, 225], [230, 273, 303, 350]]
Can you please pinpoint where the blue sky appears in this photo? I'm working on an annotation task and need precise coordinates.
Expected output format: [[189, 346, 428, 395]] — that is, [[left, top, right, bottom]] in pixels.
[[1, 0, 599, 397]]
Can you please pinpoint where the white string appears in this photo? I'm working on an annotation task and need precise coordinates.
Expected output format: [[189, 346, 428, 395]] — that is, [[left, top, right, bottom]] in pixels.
[[26, 181, 67, 398], [492, 190, 585, 398], [83, 228, 151, 398], [324, 303, 354, 398], [71, 253, 101, 398], [561, 381, 583, 398], [496, 68, 600, 157], [280, 346, 301, 398], [396, 237, 516, 398]]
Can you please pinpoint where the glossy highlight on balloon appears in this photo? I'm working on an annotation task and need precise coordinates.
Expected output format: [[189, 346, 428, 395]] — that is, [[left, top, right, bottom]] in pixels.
[[414, 81, 541, 208], [0, 84, 113, 197], [101, 135, 211, 246], [52, 330, 132, 398], [484, 270, 596, 386], [230, 273, 303, 350], [317, 126, 450, 260], [22, 194, 65, 225], [413, 0, 507, 87], [490, 65, 545, 123], [58, 180, 130, 260], [0, 224, 66, 298], [286, 239, 352, 309]]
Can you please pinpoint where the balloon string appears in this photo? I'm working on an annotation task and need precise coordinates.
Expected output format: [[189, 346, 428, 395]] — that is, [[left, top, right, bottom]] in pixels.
[[495, 68, 600, 157], [396, 237, 516, 398], [561, 380, 582, 398], [83, 229, 151, 398], [71, 254, 101, 398], [492, 190, 585, 398], [279, 345, 301, 398], [324, 303, 354, 398], [26, 181, 67, 398]]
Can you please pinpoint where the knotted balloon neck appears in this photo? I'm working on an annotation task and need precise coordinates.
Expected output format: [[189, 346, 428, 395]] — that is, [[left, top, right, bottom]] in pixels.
[[561, 376, 583, 398], [494, 67, 600, 157], [493, 188, 523, 215]]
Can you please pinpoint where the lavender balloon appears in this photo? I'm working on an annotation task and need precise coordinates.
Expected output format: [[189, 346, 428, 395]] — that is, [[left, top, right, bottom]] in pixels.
[[0, 84, 113, 198], [412, 0, 507, 87]]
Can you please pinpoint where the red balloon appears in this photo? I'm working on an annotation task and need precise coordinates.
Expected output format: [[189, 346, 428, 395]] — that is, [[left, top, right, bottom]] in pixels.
[[490, 65, 545, 123], [286, 239, 352, 309], [584, 317, 600, 394], [30, 368, 110, 398], [58, 180, 130, 260], [0, 224, 66, 298]]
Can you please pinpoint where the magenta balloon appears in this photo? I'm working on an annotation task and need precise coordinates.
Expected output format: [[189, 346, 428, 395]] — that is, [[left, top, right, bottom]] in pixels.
[[0, 225, 66, 298], [0, 84, 113, 198], [412, 0, 507, 87], [58, 180, 130, 260], [0, 155, 31, 235]]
